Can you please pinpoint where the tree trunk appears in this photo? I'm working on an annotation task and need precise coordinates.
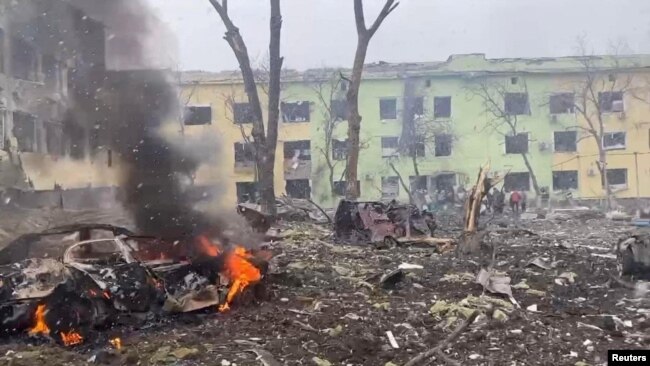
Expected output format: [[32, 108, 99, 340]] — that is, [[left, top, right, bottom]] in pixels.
[[261, 0, 283, 217], [345, 35, 370, 200], [520, 152, 541, 206], [597, 148, 613, 210], [389, 161, 413, 203]]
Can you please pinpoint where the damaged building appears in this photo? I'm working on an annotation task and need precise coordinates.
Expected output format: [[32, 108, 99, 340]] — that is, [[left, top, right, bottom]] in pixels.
[[181, 53, 650, 208], [0, 0, 128, 206]]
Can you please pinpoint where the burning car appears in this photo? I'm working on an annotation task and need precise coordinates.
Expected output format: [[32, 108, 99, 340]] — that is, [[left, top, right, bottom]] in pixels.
[[0, 224, 268, 346]]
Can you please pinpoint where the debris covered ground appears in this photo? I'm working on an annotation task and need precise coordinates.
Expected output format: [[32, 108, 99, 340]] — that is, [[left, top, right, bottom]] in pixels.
[[1, 208, 649, 365]]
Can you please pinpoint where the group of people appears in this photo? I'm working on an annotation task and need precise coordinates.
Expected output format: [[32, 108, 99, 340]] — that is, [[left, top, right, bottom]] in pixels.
[[485, 187, 527, 215], [414, 186, 468, 213]]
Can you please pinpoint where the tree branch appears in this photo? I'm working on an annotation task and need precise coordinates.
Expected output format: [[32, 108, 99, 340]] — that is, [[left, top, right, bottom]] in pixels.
[[368, 0, 399, 37]]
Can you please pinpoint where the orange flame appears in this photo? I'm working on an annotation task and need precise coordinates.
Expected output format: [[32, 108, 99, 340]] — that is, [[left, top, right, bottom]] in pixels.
[[60, 330, 83, 346], [110, 337, 122, 350], [196, 235, 220, 257], [218, 246, 261, 312], [28, 304, 50, 336]]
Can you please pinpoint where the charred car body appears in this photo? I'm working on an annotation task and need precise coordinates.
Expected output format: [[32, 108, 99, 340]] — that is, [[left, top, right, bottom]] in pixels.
[[334, 200, 437, 243], [0, 224, 266, 343]]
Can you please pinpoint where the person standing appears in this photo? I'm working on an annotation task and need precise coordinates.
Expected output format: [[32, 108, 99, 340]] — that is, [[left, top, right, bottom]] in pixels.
[[510, 190, 522, 216]]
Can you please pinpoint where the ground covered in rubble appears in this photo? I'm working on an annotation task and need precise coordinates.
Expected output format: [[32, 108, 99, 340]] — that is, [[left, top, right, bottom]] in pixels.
[[1, 208, 649, 365]]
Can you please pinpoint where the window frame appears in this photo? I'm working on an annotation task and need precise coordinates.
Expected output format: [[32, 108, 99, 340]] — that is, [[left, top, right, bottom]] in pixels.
[[379, 98, 398, 120]]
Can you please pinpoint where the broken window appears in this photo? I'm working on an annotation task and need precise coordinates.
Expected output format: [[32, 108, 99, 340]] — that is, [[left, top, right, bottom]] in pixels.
[[332, 139, 347, 161], [410, 135, 426, 157], [285, 179, 311, 199], [281, 101, 310, 122], [380, 98, 397, 120], [549, 93, 575, 114], [45, 122, 63, 156], [552, 170, 578, 190], [434, 134, 452, 157], [504, 93, 530, 115], [435, 174, 456, 191], [12, 37, 38, 81], [599, 91, 624, 112], [284, 140, 311, 161], [234, 142, 255, 164], [602, 132, 626, 150], [236, 182, 259, 203], [381, 176, 399, 199], [503, 172, 530, 192], [233, 102, 254, 124], [381, 136, 399, 157], [331, 99, 348, 121], [67, 240, 126, 265], [554, 131, 577, 152], [434, 96, 452, 118], [505, 133, 529, 154], [606, 168, 627, 188], [12, 112, 36, 152], [333, 181, 359, 196], [409, 175, 428, 192], [184, 106, 212, 125]]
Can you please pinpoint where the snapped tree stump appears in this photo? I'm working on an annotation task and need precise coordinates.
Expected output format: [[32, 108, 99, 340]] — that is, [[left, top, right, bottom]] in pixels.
[[459, 163, 491, 254]]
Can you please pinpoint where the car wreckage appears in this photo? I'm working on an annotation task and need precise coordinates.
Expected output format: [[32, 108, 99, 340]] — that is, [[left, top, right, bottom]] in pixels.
[[0, 224, 267, 344], [334, 200, 437, 244]]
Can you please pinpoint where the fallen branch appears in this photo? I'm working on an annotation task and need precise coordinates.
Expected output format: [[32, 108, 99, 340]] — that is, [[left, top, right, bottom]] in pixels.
[[307, 198, 332, 224], [404, 310, 480, 366]]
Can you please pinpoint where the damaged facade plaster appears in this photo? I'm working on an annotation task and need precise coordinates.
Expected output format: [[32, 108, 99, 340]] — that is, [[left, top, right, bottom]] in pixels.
[[181, 54, 650, 208], [0, 0, 122, 194]]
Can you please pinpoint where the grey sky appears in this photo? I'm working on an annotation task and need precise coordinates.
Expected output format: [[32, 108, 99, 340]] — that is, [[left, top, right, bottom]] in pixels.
[[148, 0, 650, 72]]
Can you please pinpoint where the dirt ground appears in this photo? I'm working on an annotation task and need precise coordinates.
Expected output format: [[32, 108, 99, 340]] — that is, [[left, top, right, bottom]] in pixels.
[[1, 208, 649, 365]]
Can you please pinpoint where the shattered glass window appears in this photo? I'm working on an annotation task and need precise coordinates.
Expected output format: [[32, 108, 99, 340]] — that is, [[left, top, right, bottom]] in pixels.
[[281, 101, 310, 122], [552, 170, 578, 190], [379, 98, 397, 120], [332, 139, 348, 161], [504, 172, 530, 192], [602, 132, 626, 150], [554, 131, 577, 152], [549, 93, 575, 114], [284, 140, 311, 160], [504, 93, 530, 115], [505, 133, 529, 154], [433, 96, 451, 118], [381, 176, 399, 198], [599, 91, 624, 112], [184, 106, 212, 125], [233, 102, 254, 124]]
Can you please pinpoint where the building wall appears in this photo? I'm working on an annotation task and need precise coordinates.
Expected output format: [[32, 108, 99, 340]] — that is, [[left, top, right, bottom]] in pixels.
[[182, 55, 650, 208]]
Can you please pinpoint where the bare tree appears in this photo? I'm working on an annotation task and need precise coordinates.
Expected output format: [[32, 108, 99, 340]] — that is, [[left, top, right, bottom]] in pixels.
[[310, 72, 346, 196], [345, 0, 399, 199], [568, 44, 641, 209], [469, 78, 542, 200], [208, 0, 283, 216]]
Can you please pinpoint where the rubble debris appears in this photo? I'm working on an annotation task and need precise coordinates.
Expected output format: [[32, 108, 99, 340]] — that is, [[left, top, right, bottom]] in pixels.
[[334, 200, 437, 243], [617, 232, 650, 280], [237, 204, 272, 233], [475, 269, 518, 307], [380, 269, 405, 289], [386, 330, 399, 349], [527, 256, 552, 270]]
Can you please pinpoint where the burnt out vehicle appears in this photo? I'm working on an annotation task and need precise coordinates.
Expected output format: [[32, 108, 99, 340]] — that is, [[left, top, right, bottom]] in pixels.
[[334, 200, 437, 244], [0, 225, 233, 341]]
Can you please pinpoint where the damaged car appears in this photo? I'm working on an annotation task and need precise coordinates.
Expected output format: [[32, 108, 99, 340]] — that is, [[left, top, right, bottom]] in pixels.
[[0, 224, 267, 344], [334, 199, 437, 244]]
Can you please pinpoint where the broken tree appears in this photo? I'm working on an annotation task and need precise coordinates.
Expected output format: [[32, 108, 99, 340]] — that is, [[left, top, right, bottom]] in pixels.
[[345, 0, 399, 199], [208, 0, 283, 216], [459, 163, 491, 254]]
